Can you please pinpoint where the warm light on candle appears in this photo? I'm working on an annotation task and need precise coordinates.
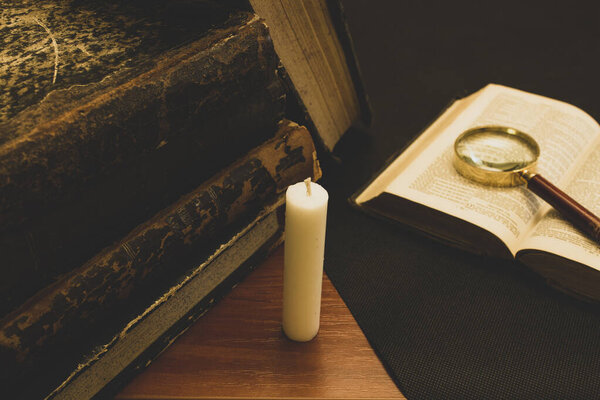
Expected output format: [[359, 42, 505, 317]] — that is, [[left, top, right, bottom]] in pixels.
[[282, 179, 328, 342]]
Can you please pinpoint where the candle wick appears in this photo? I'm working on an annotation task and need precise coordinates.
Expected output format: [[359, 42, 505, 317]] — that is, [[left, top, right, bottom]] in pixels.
[[304, 177, 312, 196]]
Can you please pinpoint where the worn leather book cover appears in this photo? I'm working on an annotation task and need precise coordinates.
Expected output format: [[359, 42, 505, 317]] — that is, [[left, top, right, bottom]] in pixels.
[[0, 120, 322, 399], [0, 0, 289, 317], [49, 203, 287, 400]]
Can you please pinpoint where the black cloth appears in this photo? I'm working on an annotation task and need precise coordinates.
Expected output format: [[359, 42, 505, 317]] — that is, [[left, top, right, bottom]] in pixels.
[[322, 2, 600, 399]]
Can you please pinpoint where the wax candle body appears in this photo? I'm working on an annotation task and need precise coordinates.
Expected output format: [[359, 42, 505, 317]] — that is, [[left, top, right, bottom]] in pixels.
[[282, 180, 328, 342]]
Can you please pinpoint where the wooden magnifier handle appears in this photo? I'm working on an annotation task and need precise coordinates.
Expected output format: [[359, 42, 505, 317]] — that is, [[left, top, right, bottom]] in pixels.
[[525, 173, 600, 243]]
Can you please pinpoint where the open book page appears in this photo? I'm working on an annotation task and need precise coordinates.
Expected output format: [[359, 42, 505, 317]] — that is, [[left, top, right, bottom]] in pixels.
[[520, 139, 600, 269], [384, 84, 600, 256]]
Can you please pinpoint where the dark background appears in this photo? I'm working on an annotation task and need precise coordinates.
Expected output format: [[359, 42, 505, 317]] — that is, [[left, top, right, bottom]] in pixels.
[[321, 2, 600, 399]]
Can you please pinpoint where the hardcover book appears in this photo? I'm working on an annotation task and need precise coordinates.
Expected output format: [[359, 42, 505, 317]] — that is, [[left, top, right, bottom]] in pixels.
[[353, 84, 600, 302], [0, 0, 368, 318], [1, 120, 321, 399], [0, 1, 285, 316], [0, 0, 367, 397], [49, 202, 287, 400]]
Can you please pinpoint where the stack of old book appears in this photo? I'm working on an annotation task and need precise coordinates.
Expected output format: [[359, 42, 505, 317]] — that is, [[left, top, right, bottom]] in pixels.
[[0, 1, 368, 398]]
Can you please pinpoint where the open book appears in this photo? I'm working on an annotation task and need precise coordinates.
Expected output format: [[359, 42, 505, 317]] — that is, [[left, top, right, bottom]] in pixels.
[[353, 84, 600, 302]]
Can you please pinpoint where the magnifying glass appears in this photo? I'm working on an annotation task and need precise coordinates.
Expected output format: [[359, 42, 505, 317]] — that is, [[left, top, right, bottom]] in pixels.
[[453, 126, 600, 243]]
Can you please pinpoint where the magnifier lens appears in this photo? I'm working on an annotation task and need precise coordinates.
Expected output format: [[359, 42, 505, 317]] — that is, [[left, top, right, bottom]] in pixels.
[[453, 126, 600, 244], [455, 129, 538, 172]]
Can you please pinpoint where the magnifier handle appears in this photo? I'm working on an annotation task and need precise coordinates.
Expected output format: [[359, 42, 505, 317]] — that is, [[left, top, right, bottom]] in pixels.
[[526, 174, 600, 243]]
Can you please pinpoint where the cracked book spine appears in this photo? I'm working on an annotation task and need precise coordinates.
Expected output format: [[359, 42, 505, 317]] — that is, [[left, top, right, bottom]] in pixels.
[[0, 120, 322, 399], [0, 6, 288, 317]]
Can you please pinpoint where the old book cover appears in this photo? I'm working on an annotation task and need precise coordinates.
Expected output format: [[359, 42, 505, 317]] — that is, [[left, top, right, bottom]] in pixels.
[[1, 0, 371, 318], [0, 120, 322, 399], [49, 201, 287, 400], [0, 1, 287, 317]]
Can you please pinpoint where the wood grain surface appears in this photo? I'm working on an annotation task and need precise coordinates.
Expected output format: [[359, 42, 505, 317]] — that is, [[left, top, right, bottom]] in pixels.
[[116, 245, 404, 399]]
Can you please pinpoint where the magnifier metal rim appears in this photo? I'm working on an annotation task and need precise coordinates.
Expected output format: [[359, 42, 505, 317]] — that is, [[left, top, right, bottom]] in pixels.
[[453, 125, 540, 187]]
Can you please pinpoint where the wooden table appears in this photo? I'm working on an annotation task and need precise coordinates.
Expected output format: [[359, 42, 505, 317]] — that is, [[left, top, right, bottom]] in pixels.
[[116, 246, 405, 399]]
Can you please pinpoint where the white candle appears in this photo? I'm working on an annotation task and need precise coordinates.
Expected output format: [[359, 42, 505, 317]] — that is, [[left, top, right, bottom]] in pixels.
[[282, 178, 328, 342]]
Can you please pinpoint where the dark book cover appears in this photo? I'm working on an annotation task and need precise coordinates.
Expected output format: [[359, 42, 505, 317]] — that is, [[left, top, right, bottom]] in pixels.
[[0, 120, 321, 399], [0, 1, 290, 317]]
